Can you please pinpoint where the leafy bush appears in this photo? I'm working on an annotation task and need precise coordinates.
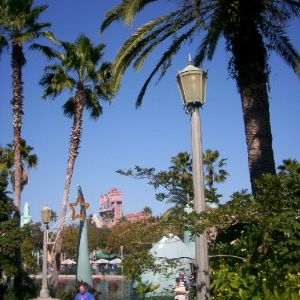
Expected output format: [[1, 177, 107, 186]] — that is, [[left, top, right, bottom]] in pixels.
[[1, 275, 40, 300], [208, 159, 300, 299]]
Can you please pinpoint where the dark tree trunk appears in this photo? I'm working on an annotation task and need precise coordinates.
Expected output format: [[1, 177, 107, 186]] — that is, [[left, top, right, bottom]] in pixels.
[[232, 24, 276, 194], [11, 40, 25, 215], [11, 39, 26, 292], [51, 89, 85, 286]]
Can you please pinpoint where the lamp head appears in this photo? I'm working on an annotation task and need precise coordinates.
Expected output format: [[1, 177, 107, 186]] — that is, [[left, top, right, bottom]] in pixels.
[[176, 55, 207, 110], [41, 204, 52, 224]]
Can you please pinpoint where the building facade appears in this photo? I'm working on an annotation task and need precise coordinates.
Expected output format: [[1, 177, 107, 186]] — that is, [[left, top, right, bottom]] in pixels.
[[123, 212, 148, 222], [99, 187, 123, 228], [21, 202, 32, 227]]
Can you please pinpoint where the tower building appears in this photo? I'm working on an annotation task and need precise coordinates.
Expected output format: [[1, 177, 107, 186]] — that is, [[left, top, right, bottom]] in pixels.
[[99, 187, 122, 228], [21, 202, 32, 227]]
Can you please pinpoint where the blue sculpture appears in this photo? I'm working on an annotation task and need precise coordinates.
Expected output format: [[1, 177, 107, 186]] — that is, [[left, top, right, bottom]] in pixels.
[[69, 185, 92, 286]]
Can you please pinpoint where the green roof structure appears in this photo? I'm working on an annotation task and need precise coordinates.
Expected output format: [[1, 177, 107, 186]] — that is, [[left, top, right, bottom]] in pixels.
[[96, 249, 117, 260]]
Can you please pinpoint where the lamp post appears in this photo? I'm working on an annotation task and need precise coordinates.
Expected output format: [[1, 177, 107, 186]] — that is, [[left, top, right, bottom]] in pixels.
[[176, 55, 210, 300], [40, 204, 52, 298], [120, 245, 124, 297]]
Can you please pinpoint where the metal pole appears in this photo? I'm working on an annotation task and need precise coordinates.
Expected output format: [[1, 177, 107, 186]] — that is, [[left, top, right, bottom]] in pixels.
[[121, 246, 124, 297], [191, 106, 210, 300], [40, 224, 49, 298]]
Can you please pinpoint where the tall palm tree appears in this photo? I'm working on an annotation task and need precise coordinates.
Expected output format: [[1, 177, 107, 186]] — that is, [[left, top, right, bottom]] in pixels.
[[100, 0, 300, 194], [0, 139, 38, 191], [0, 0, 55, 216], [203, 149, 229, 190], [36, 34, 113, 286]]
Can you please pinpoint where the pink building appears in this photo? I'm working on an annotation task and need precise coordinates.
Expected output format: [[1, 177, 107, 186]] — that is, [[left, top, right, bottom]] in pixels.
[[123, 212, 149, 222], [98, 187, 149, 228], [99, 187, 122, 228]]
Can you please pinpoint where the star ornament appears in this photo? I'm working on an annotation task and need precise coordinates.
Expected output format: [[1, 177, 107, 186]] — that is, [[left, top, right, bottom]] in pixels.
[[69, 195, 89, 221]]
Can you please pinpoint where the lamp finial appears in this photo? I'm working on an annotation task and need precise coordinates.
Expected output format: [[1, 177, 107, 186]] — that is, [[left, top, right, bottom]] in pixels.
[[188, 54, 192, 65]]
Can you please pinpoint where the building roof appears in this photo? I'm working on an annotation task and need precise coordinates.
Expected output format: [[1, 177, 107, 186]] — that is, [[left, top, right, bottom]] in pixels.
[[124, 213, 135, 217], [150, 235, 195, 259]]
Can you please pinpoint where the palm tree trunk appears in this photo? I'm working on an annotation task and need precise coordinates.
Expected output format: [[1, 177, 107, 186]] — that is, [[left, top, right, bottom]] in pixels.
[[11, 40, 25, 216], [51, 90, 84, 286], [11, 39, 26, 293], [233, 26, 276, 194]]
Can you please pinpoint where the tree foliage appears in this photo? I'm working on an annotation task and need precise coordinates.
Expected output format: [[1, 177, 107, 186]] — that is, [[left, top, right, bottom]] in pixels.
[[191, 158, 300, 299], [0, 140, 38, 192], [61, 223, 78, 259], [104, 216, 178, 279], [115, 157, 300, 297], [61, 219, 111, 259], [21, 222, 43, 274], [116, 150, 228, 207], [0, 170, 39, 299]]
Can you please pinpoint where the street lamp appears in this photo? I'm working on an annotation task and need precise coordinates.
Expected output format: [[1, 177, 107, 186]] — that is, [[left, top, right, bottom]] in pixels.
[[39, 204, 52, 298], [176, 55, 210, 300]]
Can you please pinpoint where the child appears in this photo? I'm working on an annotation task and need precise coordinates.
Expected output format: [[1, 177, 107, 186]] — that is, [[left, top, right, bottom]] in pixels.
[[171, 278, 187, 300]]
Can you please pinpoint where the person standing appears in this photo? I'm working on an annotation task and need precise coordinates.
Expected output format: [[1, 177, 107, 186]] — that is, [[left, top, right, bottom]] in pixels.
[[171, 278, 187, 300], [74, 284, 94, 300], [112, 263, 117, 274]]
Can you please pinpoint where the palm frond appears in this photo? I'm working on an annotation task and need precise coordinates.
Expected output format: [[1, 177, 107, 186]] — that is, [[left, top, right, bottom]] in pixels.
[[100, 0, 158, 33], [39, 66, 73, 99], [132, 7, 194, 71], [194, 14, 223, 65], [135, 26, 197, 108], [121, 0, 158, 27], [113, 14, 173, 70], [38, 31, 58, 44], [29, 43, 57, 59], [62, 97, 75, 118], [84, 89, 103, 120], [110, 11, 183, 91], [100, 4, 124, 34], [0, 35, 9, 55], [261, 22, 300, 78]]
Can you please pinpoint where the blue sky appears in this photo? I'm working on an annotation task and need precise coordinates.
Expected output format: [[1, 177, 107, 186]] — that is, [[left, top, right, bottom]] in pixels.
[[0, 0, 299, 224]]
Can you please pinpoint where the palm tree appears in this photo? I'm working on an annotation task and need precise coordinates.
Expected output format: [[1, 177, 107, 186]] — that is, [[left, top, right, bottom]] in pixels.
[[203, 149, 229, 190], [50, 210, 58, 223], [170, 151, 193, 200], [142, 206, 153, 216], [277, 158, 300, 176], [0, 0, 56, 216], [0, 139, 38, 192], [163, 150, 227, 216], [100, 0, 300, 194], [36, 34, 113, 286]]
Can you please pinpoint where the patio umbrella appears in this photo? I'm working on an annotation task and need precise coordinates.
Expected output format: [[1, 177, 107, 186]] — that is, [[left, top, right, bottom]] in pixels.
[[110, 258, 122, 264], [94, 258, 109, 264], [61, 259, 76, 265], [96, 249, 117, 259]]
